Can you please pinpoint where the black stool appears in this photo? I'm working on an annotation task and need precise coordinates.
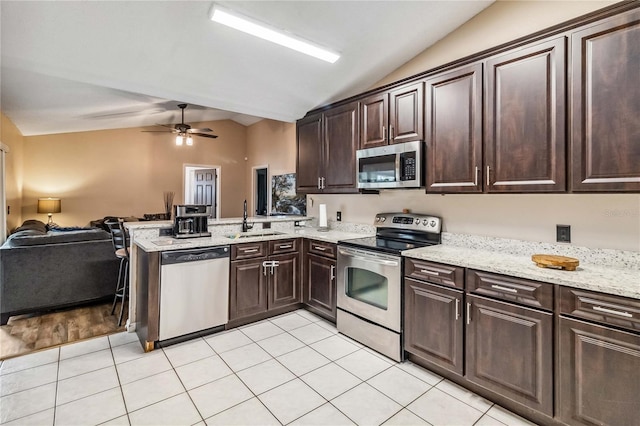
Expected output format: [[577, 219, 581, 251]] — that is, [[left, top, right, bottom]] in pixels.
[[105, 220, 130, 327]]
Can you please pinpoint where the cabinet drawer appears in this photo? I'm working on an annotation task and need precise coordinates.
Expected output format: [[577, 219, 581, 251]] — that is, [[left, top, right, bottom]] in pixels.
[[405, 259, 464, 289], [307, 240, 336, 259], [269, 238, 298, 255], [466, 270, 553, 311], [559, 286, 640, 333], [231, 242, 267, 260]]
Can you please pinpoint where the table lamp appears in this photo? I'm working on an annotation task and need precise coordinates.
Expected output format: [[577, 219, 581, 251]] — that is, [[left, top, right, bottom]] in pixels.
[[37, 198, 61, 225]]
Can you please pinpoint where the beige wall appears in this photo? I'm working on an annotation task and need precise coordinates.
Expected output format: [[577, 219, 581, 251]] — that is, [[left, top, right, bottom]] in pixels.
[[374, 0, 617, 87], [22, 120, 247, 226], [1, 112, 25, 232], [245, 119, 297, 215], [310, 0, 640, 252]]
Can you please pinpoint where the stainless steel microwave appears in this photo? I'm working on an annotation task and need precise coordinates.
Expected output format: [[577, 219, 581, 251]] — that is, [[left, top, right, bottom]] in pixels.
[[356, 141, 424, 189]]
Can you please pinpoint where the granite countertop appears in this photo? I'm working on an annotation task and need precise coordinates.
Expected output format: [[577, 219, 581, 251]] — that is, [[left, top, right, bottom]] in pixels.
[[403, 245, 640, 300], [135, 227, 372, 252], [125, 216, 311, 230]]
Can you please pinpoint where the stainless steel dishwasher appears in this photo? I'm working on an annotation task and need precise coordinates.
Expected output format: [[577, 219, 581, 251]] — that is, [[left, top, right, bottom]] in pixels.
[[159, 246, 230, 341]]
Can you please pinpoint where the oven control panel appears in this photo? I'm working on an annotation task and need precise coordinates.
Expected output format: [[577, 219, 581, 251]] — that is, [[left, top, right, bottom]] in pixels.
[[374, 212, 441, 233]]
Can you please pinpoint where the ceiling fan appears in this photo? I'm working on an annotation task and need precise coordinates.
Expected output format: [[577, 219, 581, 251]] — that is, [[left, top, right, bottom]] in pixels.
[[143, 103, 218, 145]]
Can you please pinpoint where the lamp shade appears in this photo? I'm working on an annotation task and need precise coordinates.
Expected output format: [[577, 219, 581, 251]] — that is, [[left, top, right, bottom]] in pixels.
[[37, 198, 61, 214]]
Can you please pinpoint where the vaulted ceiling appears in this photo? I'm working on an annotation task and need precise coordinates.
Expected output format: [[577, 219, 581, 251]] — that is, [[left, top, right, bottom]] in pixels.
[[0, 1, 493, 136]]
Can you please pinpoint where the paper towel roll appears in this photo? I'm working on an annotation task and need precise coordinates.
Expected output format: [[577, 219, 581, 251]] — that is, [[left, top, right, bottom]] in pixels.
[[319, 204, 328, 228]]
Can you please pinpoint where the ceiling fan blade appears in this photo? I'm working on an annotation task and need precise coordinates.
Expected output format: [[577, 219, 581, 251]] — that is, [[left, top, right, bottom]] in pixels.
[[141, 130, 174, 133], [155, 123, 178, 130], [192, 133, 219, 139], [187, 128, 213, 133]]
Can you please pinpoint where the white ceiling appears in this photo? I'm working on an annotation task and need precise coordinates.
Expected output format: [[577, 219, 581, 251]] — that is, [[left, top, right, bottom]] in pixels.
[[0, 1, 493, 136]]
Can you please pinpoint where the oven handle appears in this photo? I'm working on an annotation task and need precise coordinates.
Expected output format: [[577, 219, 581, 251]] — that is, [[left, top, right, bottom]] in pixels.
[[338, 248, 399, 267]]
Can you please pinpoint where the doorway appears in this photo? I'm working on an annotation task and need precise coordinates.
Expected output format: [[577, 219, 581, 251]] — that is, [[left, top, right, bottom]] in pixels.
[[253, 166, 269, 216], [184, 165, 220, 218]]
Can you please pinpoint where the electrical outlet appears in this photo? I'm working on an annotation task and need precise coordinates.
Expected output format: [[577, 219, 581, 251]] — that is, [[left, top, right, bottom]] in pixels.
[[556, 225, 571, 243], [336, 211, 342, 222]]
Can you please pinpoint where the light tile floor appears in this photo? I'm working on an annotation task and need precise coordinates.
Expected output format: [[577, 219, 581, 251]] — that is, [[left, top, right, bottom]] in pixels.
[[0, 309, 537, 426]]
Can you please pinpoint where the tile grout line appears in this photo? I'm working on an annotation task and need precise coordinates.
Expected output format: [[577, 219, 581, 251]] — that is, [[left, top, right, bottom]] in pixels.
[[108, 335, 132, 426]]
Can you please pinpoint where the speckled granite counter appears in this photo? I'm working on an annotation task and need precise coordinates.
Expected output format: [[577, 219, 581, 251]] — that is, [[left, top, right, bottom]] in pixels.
[[403, 244, 640, 300], [134, 227, 373, 252]]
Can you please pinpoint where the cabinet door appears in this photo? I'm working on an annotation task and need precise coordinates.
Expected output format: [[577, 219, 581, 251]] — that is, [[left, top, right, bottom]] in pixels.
[[570, 9, 640, 192], [404, 278, 463, 375], [389, 82, 424, 144], [360, 92, 388, 148], [229, 258, 268, 320], [304, 253, 336, 321], [323, 101, 359, 193], [485, 37, 566, 192], [466, 295, 553, 415], [269, 253, 300, 310], [558, 317, 640, 426], [425, 63, 483, 193], [296, 113, 323, 193]]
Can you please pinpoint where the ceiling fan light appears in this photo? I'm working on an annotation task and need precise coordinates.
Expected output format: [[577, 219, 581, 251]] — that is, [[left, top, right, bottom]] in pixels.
[[176, 135, 184, 146], [210, 5, 340, 64], [186, 136, 194, 146]]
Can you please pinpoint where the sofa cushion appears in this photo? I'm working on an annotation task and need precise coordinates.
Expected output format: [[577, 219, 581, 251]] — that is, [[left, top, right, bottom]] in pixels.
[[3, 229, 111, 247], [13, 219, 47, 234]]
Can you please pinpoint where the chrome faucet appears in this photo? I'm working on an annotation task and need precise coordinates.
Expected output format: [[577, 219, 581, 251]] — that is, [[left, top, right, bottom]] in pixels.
[[242, 200, 253, 232]]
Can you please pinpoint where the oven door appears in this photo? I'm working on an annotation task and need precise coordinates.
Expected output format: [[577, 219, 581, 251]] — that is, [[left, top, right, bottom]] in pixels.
[[337, 246, 401, 332]]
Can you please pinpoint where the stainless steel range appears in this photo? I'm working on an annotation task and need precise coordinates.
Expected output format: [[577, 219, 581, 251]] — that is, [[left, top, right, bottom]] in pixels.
[[337, 212, 442, 361]]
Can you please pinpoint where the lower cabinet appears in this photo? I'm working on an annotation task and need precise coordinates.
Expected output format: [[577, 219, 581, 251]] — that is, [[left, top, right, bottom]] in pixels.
[[404, 277, 463, 375], [229, 239, 300, 323], [466, 294, 553, 416], [557, 317, 640, 426], [303, 239, 337, 321]]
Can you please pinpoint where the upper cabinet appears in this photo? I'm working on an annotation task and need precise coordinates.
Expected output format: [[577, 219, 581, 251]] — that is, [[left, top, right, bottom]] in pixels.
[[570, 8, 640, 192], [425, 63, 483, 193], [360, 81, 424, 149], [485, 37, 566, 193], [296, 102, 359, 194]]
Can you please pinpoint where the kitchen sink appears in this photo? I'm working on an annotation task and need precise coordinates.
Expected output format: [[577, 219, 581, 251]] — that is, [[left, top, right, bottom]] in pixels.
[[226, 231, 284, 239]]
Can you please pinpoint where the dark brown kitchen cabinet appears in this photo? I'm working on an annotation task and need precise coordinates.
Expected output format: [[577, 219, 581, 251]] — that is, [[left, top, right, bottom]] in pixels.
[[229, 256, 268, 320], [557, 317, 640, 426], [570, 8, 640, 192], [466, 294, 553, 416], [296, 113, 323, 193], [485, 37, 566, 192], [296, 102, 359, 194], [360, 82, 423, 149], [425, 63, 483, 193], [303, 239, 337, 322], [404, 278, 464, 375], [229, 240, 301, 324]]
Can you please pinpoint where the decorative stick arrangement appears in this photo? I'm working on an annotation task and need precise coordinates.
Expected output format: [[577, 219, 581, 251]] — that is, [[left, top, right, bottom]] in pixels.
[[163, 191, 175, 218]]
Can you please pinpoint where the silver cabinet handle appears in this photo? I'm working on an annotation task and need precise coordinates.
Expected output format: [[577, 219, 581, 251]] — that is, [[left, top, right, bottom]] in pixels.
[[474, 166, 479, 187], [243, 248, 258, 253], [466, 302, 471, 325], [278, 244, 292, 249], [382, 125, 387, 141], [420, 269, 439, 276], [455, 299, 460, 321], [390, 125, 394, 141], [322, 177, 326, 189], [330, 265, 336, 281], [262, 264, 267, 276], [486, 166, 491, 187], [317, 177, 322, 189], [491, 284, 518, 294], [314, 246, 326, 251], [593, 306, 633, 318]]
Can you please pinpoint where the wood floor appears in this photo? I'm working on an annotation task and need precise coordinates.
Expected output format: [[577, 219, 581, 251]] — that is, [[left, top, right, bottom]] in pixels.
[[0, 301, 128, 360]]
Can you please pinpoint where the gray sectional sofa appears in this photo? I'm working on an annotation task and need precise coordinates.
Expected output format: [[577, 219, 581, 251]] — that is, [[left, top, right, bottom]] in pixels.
[[0, 220, 120, 325]]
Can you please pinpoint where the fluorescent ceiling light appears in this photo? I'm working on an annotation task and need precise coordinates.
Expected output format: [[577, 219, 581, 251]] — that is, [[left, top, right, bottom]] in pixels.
[[210, 5, 340, 64]]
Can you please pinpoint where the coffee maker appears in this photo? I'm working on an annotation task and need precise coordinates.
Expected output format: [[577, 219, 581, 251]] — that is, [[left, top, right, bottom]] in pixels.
[[173, 205, 212, 239]]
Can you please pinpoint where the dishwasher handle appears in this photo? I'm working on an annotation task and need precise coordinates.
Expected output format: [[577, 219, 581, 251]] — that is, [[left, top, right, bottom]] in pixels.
[[161, 246, 230, 265]]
